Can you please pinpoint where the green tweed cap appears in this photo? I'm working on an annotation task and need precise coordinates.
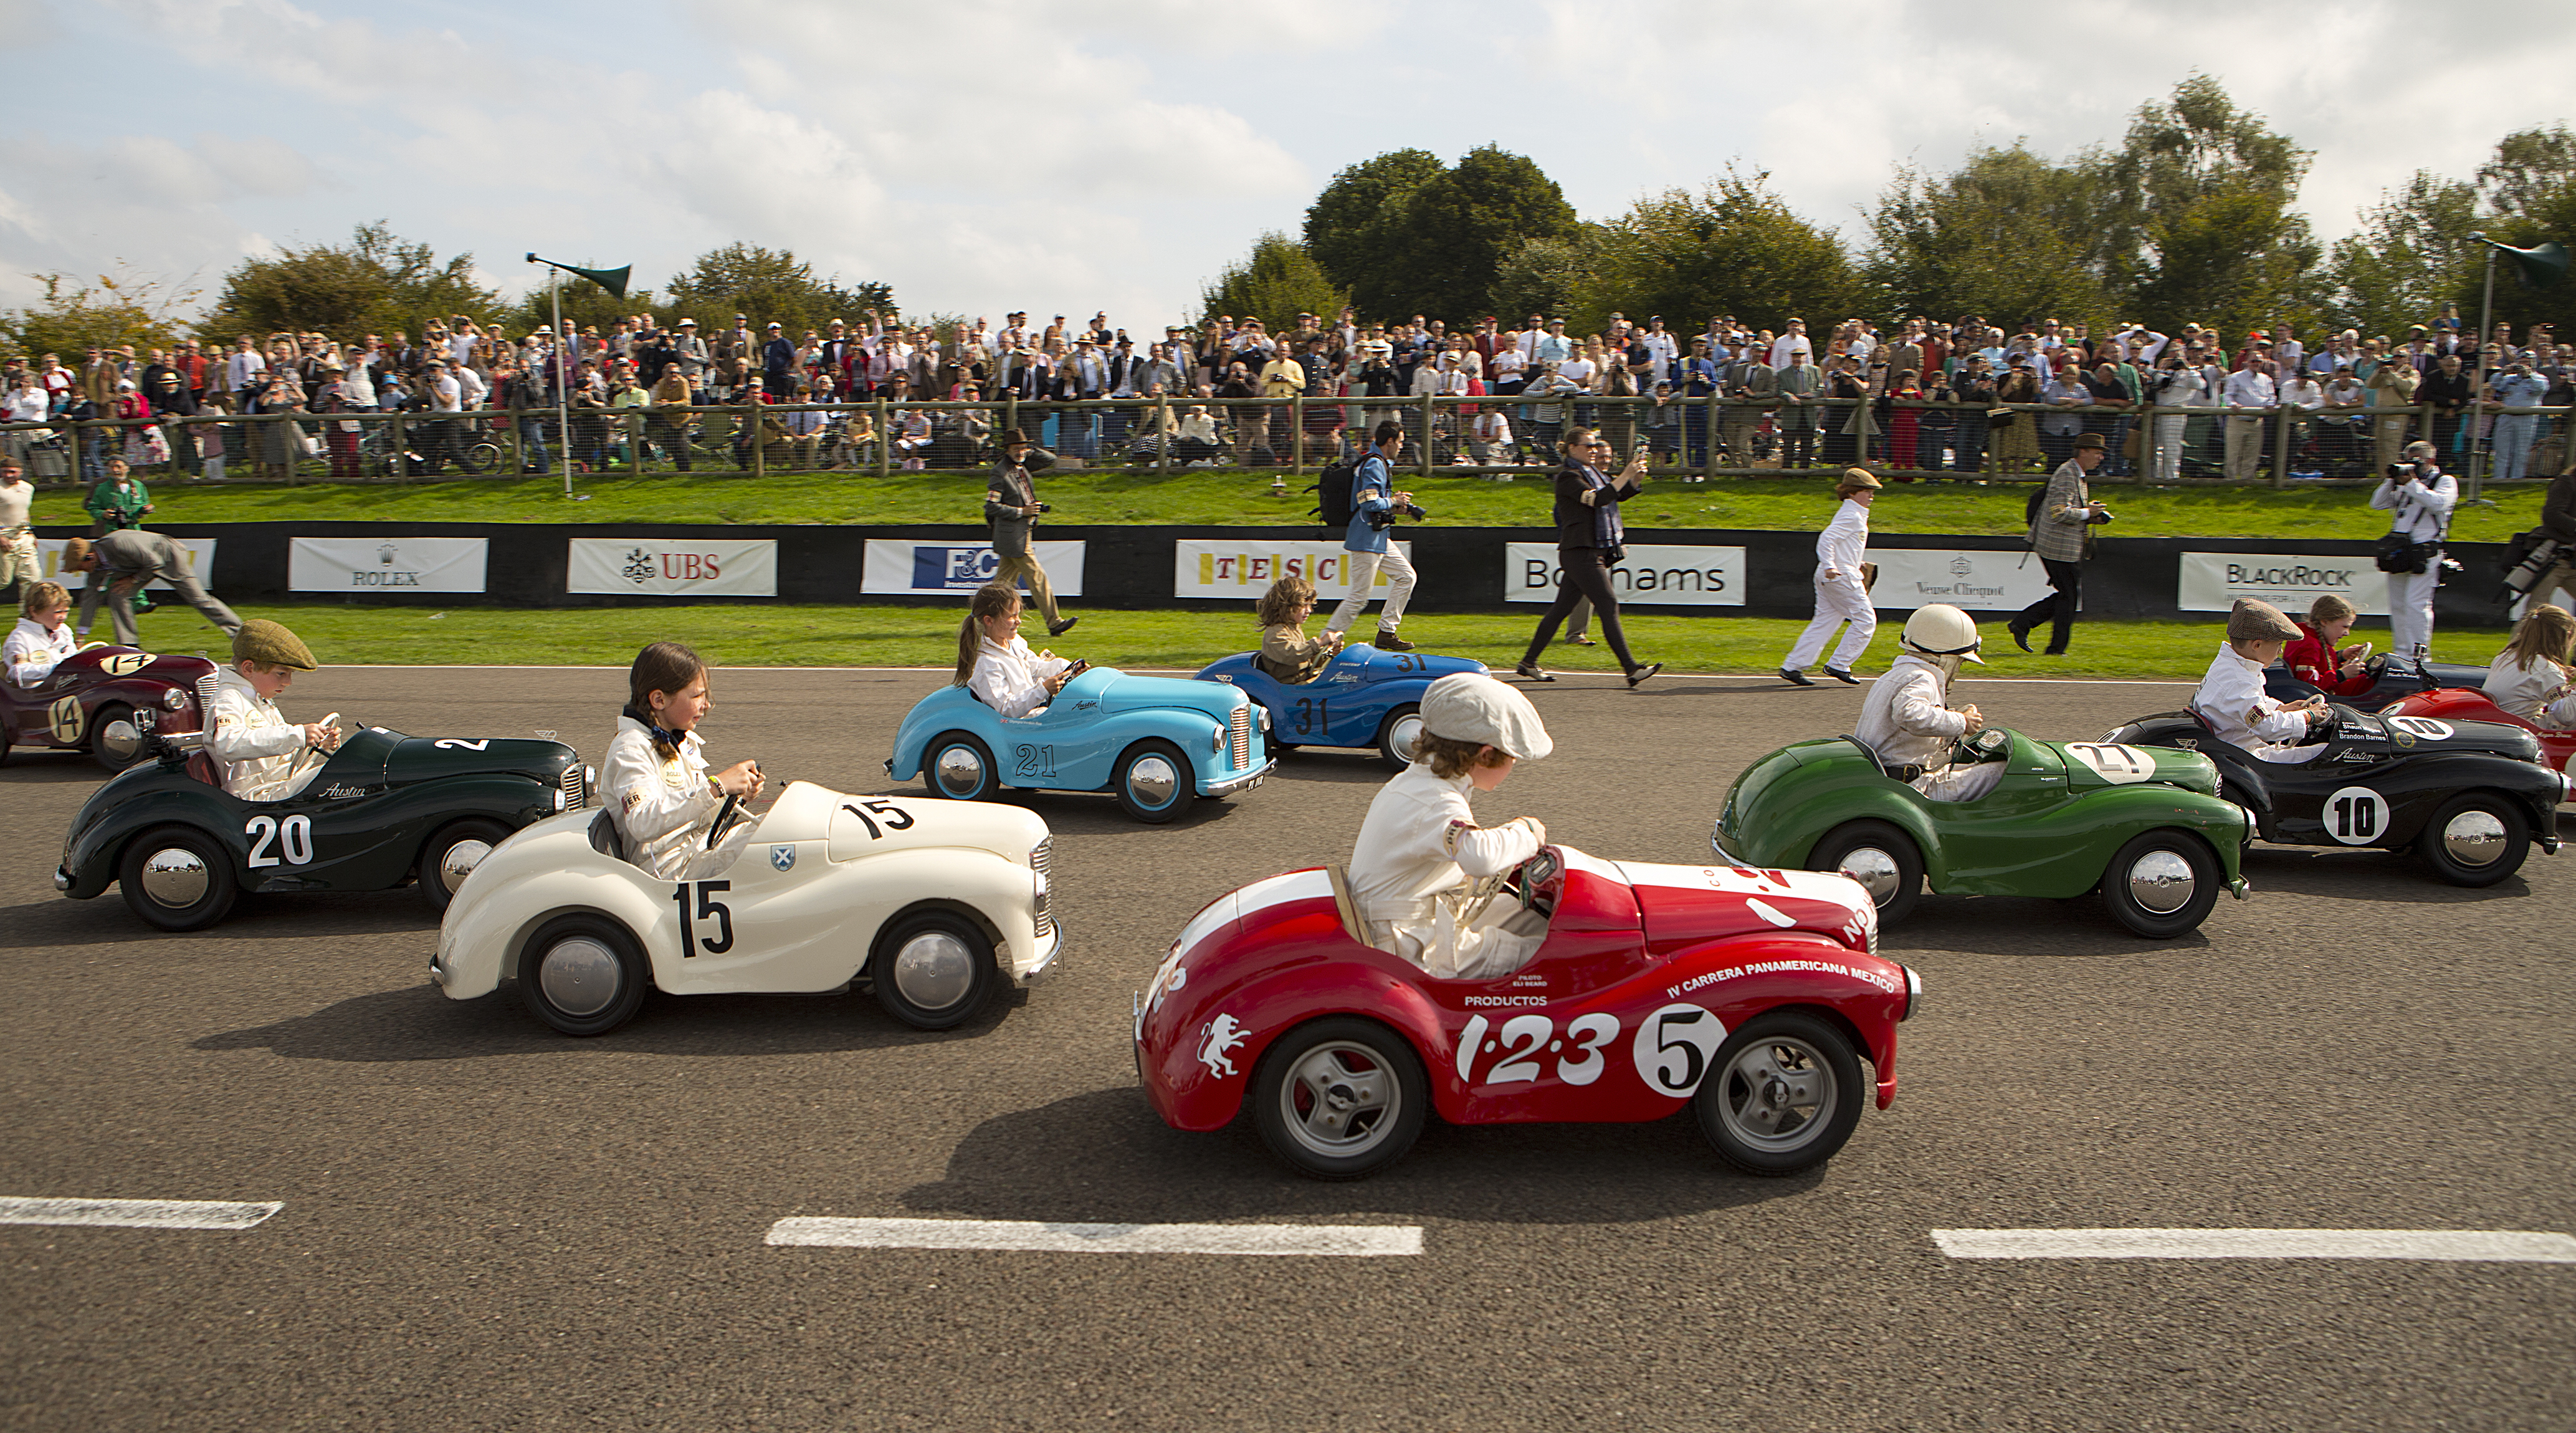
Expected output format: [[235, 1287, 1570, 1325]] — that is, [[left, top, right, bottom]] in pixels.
[[233, 619, 317, 671]]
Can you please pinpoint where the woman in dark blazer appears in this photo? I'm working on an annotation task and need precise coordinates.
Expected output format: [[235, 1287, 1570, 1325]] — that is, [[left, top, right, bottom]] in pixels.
[[1516, 428, 1662, 686]]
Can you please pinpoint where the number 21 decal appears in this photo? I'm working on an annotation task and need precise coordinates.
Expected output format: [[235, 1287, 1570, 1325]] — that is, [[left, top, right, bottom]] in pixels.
[[1454, 1011, 1625, 1088]]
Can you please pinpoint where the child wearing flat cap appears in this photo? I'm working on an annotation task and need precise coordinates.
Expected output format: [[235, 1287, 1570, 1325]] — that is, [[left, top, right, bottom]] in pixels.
[[211, 618, 341, 799], [1346, 673, 1553, 980], [2193, 598, 2328, 760]]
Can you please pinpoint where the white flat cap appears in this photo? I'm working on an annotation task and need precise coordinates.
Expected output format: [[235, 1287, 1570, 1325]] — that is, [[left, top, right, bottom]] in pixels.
[[1420, 673, 1552, 761]]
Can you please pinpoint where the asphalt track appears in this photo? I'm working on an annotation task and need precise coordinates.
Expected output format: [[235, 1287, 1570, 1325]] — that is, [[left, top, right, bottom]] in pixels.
[[3, 666, 2570, 1432]]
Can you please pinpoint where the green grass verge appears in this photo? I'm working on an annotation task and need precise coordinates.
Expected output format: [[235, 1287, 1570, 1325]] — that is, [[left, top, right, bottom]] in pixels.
[[134, 600, 2508, 684], [31, 467, 2553, 544]]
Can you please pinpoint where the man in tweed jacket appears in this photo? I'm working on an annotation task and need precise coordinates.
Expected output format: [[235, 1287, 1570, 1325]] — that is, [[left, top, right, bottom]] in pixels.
[[2009, 432, 2111, 653]]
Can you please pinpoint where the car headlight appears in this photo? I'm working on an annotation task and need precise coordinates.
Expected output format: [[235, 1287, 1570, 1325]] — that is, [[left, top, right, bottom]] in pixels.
[[1211, 724, 1225, 755], [161, 688, 188, 711]]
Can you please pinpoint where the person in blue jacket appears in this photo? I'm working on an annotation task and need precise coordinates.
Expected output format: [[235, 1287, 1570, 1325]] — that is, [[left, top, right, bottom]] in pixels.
[[1320, 419, 1418, 652]]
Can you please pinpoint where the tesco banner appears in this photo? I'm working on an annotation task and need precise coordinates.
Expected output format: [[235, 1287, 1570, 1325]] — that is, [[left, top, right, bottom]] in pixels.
[[33, 536, 217, 590], [1173, 539, 1410, 599], [861, 539, 1087, 597], [1863, 547, 2059, 613], [1504, 542, 1744, 606], [2178, 551, 2387, 615], [568, 538, 777, 597], [289, 536, 488, 593]]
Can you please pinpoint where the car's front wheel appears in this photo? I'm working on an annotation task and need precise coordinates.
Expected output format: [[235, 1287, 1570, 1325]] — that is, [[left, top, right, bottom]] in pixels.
[[869, 910, 998, 1030], [1376, 704, 1423, 769], [2098, 830, 2222, 937], [922, 732, 996, 802], [418, 818, 512, 913], [2417, 791, 2530, 888], [1808, 820, 1922, 924], [1251, 1017, 1427, 1181], [91, 702, 146, 770], [1694, 1010, 1864, 1176], [1113, 739, 1191, 823], [118, 825, 239, 931], [518, 914, 649, 1036]]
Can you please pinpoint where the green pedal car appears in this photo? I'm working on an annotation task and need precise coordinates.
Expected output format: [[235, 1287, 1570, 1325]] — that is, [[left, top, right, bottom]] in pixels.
[[1710, 727, 2250, 937]]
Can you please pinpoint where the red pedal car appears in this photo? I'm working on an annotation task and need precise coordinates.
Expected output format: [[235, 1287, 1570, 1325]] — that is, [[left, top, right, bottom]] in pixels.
[[1, 645, 217, 770], [1134, 847, 1918, 1180], [2384, 686, 2576, 798]]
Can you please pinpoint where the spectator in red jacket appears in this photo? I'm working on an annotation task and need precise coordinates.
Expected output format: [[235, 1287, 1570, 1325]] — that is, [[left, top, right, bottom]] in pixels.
[[2286, 593, 2375, 694]]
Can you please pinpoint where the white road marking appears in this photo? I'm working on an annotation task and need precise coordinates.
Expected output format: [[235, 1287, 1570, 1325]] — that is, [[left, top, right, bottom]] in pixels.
[[0, 1197, 283, 1231], [766, 1217, 1421, 1257], [1932, 1228, 2576, 1262], [330, 664, 2200, 686]]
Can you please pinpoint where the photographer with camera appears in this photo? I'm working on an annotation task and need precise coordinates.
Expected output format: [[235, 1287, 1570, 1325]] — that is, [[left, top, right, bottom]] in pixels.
[[1515, 428, 1662, 687], [2370, 440, 2456, 659], [985, 429, 1077, 638], [2009, 431, 2114, 654], [1321, 420, 1421, 651]]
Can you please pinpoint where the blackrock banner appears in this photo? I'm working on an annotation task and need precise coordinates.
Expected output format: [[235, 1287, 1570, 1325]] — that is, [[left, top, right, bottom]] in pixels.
[[289, 536, 489, 593], [861, 540, 1087, 597], [568, 538, 778, 597], [1504, 543, 1744, 605], [2178, 552, 2387, 615], [33, 536, 217, 589], [1173, 540, 1409, 599], [1863, 548, 2059, 613]]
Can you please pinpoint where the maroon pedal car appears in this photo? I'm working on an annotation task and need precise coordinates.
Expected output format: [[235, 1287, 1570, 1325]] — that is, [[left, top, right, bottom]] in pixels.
[[2, 645, 217, 771], [1135, 847, 1919, 1180]]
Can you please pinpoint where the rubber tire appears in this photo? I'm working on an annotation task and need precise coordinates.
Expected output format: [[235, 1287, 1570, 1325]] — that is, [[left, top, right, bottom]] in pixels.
[[117, 824, 239, 932], [868, 909, 999, 1031], [417, 817, 512, 914], [1694, 1010, 1866, 1177], [921, 732, 996, 802], [1376, 703, 1423, 770], [459, 440, 502, 475], [2416, 791, 2531, 888], [90, 702, 144, 772], [1113, 738, 1192, 824], [518, 914, 649, 1037], [2097, 829, 2222, 937], [1250, 1016, 1428, 1181], [1808, 820, 1924, 925]]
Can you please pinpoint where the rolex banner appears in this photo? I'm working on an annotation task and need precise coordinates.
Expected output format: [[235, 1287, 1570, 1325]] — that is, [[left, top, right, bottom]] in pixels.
[[568, 538, 778, 597], [289, 537, 489, 593]]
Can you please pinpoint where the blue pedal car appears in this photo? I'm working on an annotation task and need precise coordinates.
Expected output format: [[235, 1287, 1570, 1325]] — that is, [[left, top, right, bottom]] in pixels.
[[1195, 643, 1486, 768], [886, 666, 1274, 823]]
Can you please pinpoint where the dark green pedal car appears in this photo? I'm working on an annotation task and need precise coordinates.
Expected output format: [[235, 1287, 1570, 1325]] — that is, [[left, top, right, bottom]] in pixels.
[[1710, 727, 2251, 937]]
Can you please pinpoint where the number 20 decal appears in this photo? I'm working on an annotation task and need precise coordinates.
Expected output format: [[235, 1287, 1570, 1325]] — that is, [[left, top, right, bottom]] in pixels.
[[244, 814, 314, 867]]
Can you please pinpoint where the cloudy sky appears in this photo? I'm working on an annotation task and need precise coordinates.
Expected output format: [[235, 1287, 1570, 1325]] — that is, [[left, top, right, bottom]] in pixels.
[[5, 0, 2569, 330]]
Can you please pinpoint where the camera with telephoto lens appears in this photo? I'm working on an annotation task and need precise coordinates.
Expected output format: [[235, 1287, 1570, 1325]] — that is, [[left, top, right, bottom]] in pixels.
[[1365, 501, 1429, 530]]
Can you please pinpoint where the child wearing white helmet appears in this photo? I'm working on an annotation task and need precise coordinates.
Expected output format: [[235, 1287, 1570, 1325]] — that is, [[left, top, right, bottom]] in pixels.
[[1853, 603, 2001, 803], [1347, 672, 1553, 980]]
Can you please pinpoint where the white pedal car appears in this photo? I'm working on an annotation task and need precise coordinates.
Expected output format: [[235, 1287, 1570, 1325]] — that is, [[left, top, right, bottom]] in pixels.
[[431, 780, 1061, 1035]]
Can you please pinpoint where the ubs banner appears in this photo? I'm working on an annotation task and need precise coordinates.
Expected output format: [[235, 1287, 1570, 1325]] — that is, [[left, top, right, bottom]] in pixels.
[[568, 537, 778, 597], [1863, 547, 2058, 613], [33, 537, 217, 589], [1504, 543, 1744, 605], [289, 536, 489, 593], [1172, 539, 1411, 599], [861, 539, 1088, 597], [2178, 551, 2388, 615]]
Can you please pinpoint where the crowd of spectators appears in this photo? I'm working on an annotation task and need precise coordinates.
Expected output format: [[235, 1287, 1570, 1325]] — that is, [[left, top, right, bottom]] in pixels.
[[5, 302, 2571, 486]]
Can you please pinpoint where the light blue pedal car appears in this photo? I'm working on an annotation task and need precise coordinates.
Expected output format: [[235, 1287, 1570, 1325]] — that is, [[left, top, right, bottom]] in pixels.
[[885, 666, 1274, 823]]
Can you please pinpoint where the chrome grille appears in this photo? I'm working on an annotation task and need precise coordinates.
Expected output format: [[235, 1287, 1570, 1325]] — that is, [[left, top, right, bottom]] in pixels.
[[560, 763, 591, 810], [193, 672, 217, 731], [1229, 706, 1251, 768], [1030, 838, 1054, 939]]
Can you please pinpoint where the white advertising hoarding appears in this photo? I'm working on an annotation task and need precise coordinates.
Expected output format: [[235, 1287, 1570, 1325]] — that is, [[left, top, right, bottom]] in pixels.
[[1504, 542, 1745, 605], [1173, 539, 1410, 599], [568, 538, 778, 597], [2178, 552, 2387, 615], [861, 540, 1087, 597], [1862, 547, 2060, 613], [33, 536, 217, 590], [289, 536, 489, 593]]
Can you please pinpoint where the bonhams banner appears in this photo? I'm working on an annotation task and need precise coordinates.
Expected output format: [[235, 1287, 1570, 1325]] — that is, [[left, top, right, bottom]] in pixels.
[[1173, 540, 1410, 599], [34, 537, 217, 590], [2178, 551, 2387, 615], [1503, 543, 1744, 605], [1862, 548, 2059, 613], [289, 536, 489, 593], [568, 538, 778, 597], [861, 539, 1087, 597]]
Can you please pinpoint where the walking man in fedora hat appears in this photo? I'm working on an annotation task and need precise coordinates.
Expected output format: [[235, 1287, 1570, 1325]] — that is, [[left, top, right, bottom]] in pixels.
[[2008, 431, 2112, 654], [986, 429, 1076, 636]]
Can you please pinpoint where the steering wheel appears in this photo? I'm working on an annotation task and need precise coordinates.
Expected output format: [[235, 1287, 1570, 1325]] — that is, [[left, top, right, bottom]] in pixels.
[[282, 711, 343, 783], [705, 792, 745, 850], [1515, 846, 1562, 913], [1956, 726, 2010, 763]]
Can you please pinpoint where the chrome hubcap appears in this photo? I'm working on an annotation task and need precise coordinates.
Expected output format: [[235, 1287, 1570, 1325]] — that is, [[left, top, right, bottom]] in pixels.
[[98, 719, 141, 764], [439, 840, 494, 894], [138, 847, 209, 908], [935, 744, 983, 797], [1280, 1042, 1397, 1156], [537, 937, 621, 1017], [1717, 1037, 1834, 1149], [2442, 810, 2507, 865], [1386, 713, 1424, 762], [891, 931, 976, 1011], [1125, 754, 1179, 808], [2125, 850, 2197, 914], [1835, 846, 1901, 904]]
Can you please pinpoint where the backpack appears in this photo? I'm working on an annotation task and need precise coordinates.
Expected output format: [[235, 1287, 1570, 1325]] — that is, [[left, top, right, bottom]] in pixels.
[[2023, 484, 2046, 545], [1307, 457, 1359, 530]]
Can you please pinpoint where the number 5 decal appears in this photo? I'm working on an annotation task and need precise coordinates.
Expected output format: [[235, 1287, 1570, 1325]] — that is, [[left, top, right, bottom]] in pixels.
[[1629, 1003, 1727, 1098]]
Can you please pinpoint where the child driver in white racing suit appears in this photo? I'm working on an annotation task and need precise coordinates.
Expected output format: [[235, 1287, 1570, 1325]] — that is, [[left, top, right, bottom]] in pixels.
[[1853, 603, 2002, 803]]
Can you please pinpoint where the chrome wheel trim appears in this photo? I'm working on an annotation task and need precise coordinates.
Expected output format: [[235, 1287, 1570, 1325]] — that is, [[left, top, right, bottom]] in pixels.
[[2124, 849, 2197, 915], [2441, 810, 2508, 866], [138, 847, 209, 908], [1834, 846, 1901, 904], [1277, 1042, 1400, 1158], [536, 937, 623, 1018], [438, 839, 495, 894], [890, 931, 976, 1011], [1714, 1035, 1837, 1153], [1385, 712, 1424, 762], [97, 719, 142, 765], [934, 744, 984, 797], [1125, 754, 1180, 809]]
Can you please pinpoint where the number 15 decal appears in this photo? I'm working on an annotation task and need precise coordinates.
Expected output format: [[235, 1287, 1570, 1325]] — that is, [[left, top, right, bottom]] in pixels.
[[672, 880, 734, 957]]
